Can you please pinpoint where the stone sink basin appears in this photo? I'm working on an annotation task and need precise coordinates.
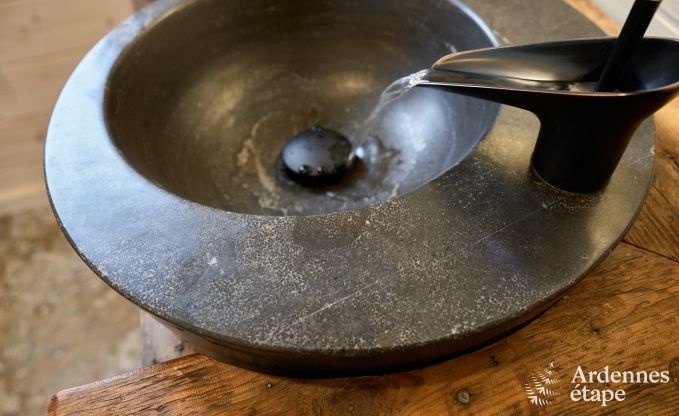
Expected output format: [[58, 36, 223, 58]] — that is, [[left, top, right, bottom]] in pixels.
[[45, 0, 655, 376], [106, 0, 498, 215]]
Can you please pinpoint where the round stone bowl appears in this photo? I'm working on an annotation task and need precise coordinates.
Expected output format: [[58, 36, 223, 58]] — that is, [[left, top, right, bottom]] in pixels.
[[45, 0, 655, 376]]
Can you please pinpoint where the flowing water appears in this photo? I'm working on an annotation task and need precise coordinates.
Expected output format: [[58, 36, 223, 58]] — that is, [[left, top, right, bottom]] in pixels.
[[351, 69, 430, 158], [262, 67, 601, 214], [296, 69, 434, 208]]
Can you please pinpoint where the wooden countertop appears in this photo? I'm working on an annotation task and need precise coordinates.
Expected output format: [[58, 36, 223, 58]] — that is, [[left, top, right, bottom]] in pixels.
[[36, 0, 679, 414]]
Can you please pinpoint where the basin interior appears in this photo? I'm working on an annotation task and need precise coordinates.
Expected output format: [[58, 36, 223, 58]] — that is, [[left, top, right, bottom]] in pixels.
[[106, 0, 498, 216]]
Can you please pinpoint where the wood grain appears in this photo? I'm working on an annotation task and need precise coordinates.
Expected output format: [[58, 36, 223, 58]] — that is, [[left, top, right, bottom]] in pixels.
[[48, 243, 679, 415], [0, 0, 136, 215], [624, 97, 679, 263]]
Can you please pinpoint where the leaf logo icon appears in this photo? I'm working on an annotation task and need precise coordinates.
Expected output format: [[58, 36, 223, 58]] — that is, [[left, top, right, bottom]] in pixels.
[[525, 362, 562, 407]]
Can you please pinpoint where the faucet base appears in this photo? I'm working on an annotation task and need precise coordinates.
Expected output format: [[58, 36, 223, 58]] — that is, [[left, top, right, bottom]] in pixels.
[[531, 110, 646, 193]]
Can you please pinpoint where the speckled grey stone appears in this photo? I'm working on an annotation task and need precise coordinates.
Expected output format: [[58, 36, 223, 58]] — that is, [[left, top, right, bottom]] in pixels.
[[45, 0, 655, 376]]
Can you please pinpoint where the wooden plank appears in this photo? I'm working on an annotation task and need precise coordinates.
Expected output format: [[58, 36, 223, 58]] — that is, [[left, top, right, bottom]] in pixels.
[[0, 51, 84, 121], [564, 0, 620, 35], [625, 185, 679, 262], [0, 0, 135, 215], [0, 182, 48, 216], [0, 0, 134, 64], [47, 243, 679, 415], [0, 112, 46, 215], [624, 98, 679, 260], [652, 98, 679, 210]]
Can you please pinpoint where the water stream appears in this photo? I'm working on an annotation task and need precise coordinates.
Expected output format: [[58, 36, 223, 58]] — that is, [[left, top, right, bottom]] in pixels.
[[351, 69, 430, 159]]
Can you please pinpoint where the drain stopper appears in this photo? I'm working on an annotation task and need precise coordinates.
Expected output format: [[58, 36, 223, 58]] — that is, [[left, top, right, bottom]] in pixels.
[[280, 126, 354, 186]]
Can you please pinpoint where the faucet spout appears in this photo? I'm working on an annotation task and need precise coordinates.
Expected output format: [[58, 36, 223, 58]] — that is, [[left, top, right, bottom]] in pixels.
[[416, 37, 679, 193]]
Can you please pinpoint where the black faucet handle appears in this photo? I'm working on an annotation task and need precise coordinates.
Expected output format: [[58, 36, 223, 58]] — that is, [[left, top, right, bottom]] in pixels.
[[596, 0, 663, 92]]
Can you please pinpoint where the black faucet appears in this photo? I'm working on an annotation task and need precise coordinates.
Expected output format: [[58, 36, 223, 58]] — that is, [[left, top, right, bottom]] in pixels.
[[418, 0, 678, 193]]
